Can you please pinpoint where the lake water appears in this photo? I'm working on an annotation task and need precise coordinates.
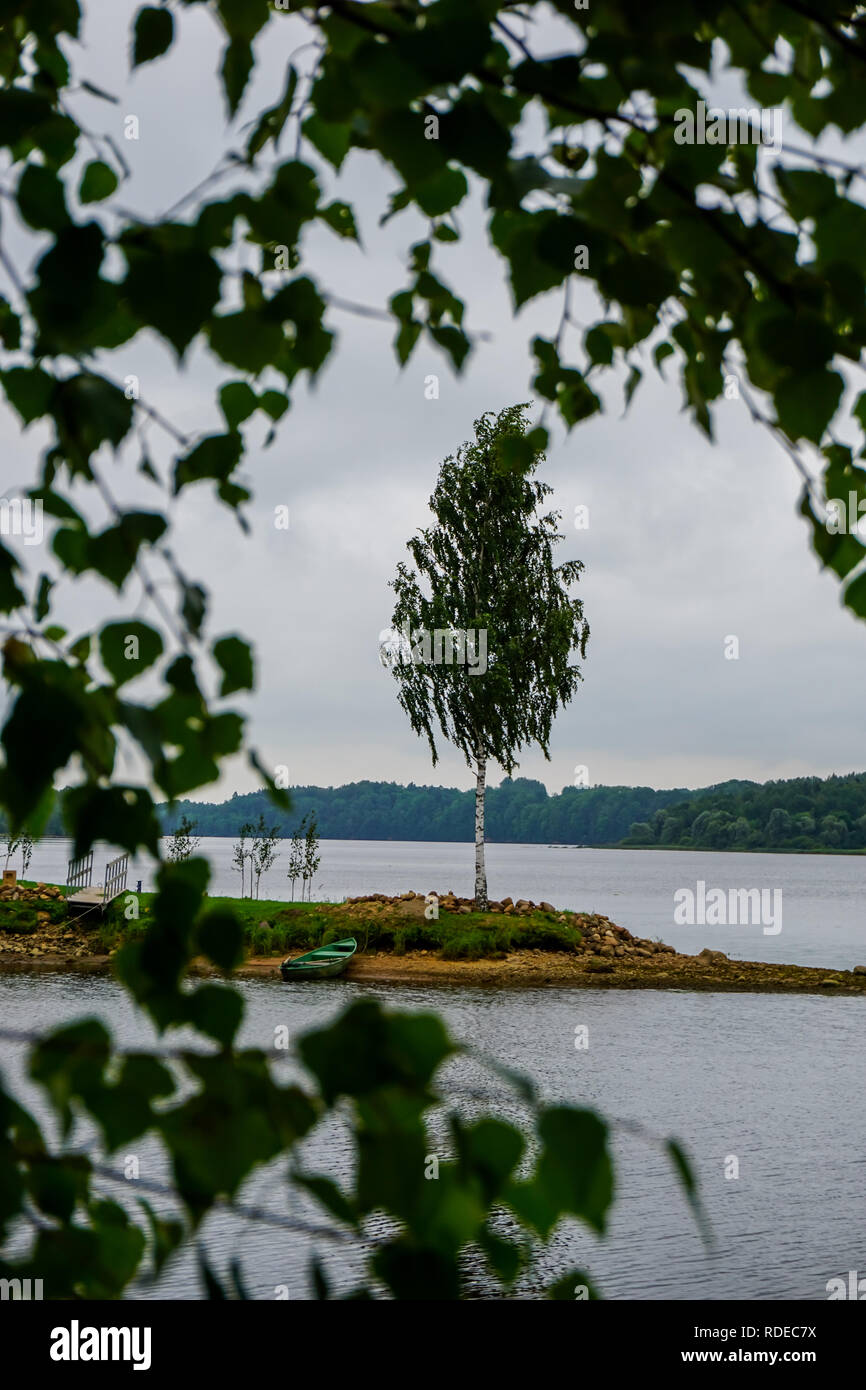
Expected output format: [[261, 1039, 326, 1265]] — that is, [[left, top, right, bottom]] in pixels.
[[0, 972, 862, 1302], [1, 841, 864, 1300]]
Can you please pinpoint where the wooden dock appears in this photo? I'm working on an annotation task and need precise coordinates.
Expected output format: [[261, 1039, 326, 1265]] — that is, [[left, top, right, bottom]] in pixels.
[[67, 887, 111, 909], [66, 852, 129, 913]]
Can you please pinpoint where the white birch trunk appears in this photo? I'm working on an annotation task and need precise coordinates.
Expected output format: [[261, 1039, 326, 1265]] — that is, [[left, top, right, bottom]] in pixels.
[[474, 749, 487, 909]]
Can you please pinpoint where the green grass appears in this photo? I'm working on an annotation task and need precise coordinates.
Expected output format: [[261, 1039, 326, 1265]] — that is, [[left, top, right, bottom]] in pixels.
[[0, 888, 69, 934], [0, 882, 581, 960], [98, 893, 582, 960]]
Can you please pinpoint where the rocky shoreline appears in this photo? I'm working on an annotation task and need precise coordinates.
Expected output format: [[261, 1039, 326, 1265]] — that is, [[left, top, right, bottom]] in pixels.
[[239, 950, 866, 993]]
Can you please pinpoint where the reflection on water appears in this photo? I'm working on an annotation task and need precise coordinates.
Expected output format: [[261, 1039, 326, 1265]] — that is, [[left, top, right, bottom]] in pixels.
[[0, 970, 862, 1300]]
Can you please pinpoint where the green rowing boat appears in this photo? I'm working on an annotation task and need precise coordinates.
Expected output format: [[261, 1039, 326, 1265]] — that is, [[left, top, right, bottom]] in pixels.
[[280, 937, 357, 981]]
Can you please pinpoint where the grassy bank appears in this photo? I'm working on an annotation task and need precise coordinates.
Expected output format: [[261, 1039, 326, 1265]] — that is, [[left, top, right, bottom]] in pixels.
[[0, 881, 587, 962], [96, 892, 584, 960]]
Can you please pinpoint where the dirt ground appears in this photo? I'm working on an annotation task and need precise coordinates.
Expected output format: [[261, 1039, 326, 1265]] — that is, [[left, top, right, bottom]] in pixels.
[[229, 948, 866, 994]]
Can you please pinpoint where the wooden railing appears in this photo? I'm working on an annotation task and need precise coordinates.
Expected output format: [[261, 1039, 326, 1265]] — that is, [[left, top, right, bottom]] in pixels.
[[66, 852, 93, 890], [103, 854, 129, 902]]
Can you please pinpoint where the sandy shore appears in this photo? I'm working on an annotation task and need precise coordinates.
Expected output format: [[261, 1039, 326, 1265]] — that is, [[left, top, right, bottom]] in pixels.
[[234, 950, 866, 993], [5, 946, 864, 995]]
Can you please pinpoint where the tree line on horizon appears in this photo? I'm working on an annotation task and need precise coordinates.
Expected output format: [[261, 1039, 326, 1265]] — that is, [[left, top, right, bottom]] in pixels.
[[140, 770, 866, 853]]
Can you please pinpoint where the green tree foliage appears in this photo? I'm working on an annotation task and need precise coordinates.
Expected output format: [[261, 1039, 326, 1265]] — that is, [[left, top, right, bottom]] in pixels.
[[628, 821, 654, 844], [19, 832, 34, 877], [231, 820, 253, 898], [386, 406, 588, 906], [165, 813, 199, 863], [250, 813, 281, 899], [150, 771, 866, 851], [287, 815, 307, 902], [618, 773, 866, 851], [767, 807, 793, 844], [302, 813, 321, 901], [1, 829, 20, 871]]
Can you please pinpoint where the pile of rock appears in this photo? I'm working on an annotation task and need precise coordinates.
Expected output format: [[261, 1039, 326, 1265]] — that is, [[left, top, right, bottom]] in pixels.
[[570, 914, 677, 960], [343, 891, 560, 917], [341, 892, 679, 959], [0, 883, 86, 960], [0, 933, 93, 959], [0, 881, 65, 904]]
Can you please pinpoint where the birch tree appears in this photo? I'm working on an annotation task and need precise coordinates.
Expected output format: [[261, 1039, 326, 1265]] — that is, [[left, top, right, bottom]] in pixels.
[[287, 819, 306, 903], [2, 831, 21, 873], [232, 822, 253, 899], [19, 834, 34, 878], [250, 814, 281, 899], [166, 815, 200, 864], [302, 814, 321, 901], [386, 404, 589, 908]]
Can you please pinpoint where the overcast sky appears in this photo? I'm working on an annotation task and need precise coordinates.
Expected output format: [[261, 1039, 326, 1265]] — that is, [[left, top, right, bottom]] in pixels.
[[2, 1, 865, 800]]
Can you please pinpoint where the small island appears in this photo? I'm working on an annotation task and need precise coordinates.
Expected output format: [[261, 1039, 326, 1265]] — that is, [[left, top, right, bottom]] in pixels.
[[2, 879, 864, 996]]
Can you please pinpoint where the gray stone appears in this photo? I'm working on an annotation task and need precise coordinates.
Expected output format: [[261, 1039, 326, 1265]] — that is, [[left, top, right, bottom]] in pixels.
[[698, 947, 728, 965]]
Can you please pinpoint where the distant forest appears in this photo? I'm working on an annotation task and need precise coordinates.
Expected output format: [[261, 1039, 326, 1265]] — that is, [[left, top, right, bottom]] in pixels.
[[141, 772, 866, 853], [28, 773, 866, 853]]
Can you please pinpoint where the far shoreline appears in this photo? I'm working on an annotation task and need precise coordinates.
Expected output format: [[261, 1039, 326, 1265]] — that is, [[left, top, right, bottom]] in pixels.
[[11, 834, 866, 856]]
